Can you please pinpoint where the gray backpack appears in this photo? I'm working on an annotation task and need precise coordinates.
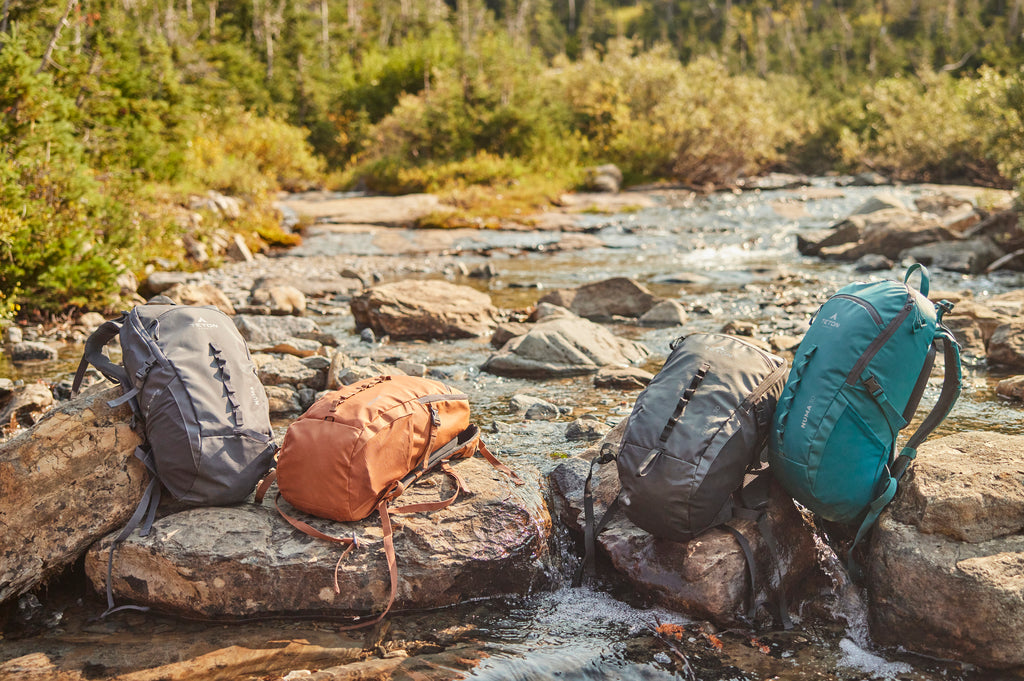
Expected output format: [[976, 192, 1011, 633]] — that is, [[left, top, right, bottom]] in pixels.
[[577, 333, 791, 626], [72, 303, 276, 614]]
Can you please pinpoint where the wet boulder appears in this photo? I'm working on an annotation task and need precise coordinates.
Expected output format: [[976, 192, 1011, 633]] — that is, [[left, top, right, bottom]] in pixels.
[[987, 320, 1024, 370], [0, 382, 55, 430], [351, 280, 497, 340], [549, 422, 823, 629], [537, 277, 661, 321], [995, 375, 1024, 400], [481, 311, 650, 378], [820, 210, 959, 261], [0, 387, 145, 604], [900, 236, 1005, 274], [83, 458, 552, 620], [868, 431, 1024, 670]]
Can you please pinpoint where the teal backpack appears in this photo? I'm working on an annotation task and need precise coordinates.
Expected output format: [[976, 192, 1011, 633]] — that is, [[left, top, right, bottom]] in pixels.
[[769, 264, 961, 563]]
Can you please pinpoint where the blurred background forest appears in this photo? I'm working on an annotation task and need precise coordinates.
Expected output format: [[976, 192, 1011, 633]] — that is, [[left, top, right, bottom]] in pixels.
[[3, 0, 1024, 318]]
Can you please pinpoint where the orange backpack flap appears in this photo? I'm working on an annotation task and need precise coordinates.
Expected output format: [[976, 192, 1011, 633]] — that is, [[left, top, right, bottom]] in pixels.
[[276, 375, 471, 522]]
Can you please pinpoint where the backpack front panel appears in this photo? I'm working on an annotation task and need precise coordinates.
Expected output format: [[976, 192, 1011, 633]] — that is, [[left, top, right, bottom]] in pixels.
[[276, 376, 471, 522], [122, 305, 274, 504], [618, 334, 785, 540], [771, 280, 937, 521]]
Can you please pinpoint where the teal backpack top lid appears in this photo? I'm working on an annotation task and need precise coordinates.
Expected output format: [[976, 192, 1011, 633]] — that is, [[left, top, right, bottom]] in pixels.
[[768, 264, 962, 559]]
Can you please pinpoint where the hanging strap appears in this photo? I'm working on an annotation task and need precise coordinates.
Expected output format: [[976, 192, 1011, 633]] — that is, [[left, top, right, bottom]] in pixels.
[[573, 442, 618, 587], [848, 329, 962, 576], [72, 316, 129, 396], [100, 445, 161, 618], [732, 473, 794, 630]]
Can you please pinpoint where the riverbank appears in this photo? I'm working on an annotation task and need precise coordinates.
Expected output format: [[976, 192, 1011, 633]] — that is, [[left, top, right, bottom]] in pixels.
[[2, 178, 1023, 680]]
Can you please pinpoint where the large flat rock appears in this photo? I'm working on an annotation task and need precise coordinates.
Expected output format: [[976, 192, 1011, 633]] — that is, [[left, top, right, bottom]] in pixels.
[[84, 458, 552, 619]]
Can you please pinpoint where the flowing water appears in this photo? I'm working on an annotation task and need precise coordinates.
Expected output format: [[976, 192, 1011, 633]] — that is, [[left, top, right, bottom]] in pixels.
[[2, 180, 1023, 680]]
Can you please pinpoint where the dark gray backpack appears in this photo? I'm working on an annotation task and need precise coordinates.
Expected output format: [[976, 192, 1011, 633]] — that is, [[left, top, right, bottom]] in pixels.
[[577, 333, 791, 626], [72, 303, 276, 614]]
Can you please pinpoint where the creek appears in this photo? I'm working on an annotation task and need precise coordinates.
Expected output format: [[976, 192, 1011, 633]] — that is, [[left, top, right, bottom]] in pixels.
[[1, 179, 1022, 680]]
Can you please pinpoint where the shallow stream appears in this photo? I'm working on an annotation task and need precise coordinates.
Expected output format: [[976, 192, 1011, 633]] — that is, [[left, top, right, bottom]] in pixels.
[[2, 180, 1022, 680]]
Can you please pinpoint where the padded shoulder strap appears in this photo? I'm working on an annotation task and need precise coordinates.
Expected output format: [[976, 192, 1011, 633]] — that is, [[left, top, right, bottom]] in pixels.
[[573, 442, 618, 587], [849, 328, 962, 576], [72, 315, 130, 396]]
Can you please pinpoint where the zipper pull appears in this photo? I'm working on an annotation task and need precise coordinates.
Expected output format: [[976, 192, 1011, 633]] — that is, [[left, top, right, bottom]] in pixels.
[[637, 448, 663, 477]]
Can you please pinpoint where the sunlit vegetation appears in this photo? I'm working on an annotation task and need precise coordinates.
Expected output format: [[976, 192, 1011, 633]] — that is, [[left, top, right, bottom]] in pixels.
[[2, 0, 1023, 318]]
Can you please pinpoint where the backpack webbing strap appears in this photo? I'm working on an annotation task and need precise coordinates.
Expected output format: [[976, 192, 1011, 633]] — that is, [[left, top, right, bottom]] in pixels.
[[72, 317, 130, 396], [721, 524, 759, 622], [336, 500, 399, 631], [658, 363, 710, 444], [775, 345, 817, 442], [101, 445, 160, 618], [849, 330, 962, 575], [573, 442, 619, 587], [733, 474, 794, 630]]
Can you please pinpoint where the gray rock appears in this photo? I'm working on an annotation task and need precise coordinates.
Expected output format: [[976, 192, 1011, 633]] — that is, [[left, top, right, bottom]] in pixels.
[[996, 375, 1024, 400], [564, 416, 612, 442], [3, 325, 23, 344], [7, 341, 58, 362], [84, 458, 551, 620], [0, 382, 55, 428], [234, 315, 321, 345], [257, 355, 324, 390], [901, 237, 1005, 274], [638, 299, 689, 327], [537, 277, 659, 321], [593, 367, 654, 390], [482, 316, 650, 378], [868, 431, 1024, 670], [988, 320, 1024, 369], [142, 271, 192, 295]]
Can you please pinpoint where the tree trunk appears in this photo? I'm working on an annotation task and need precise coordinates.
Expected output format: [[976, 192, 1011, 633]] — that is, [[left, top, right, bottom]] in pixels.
[[37, 0, 79, 74], [209, 0, 217, 36], [320, 0, 329, 68]]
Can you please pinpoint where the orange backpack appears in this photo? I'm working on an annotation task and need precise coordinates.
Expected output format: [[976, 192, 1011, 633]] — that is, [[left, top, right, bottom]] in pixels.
[[256, 374, 521, 627]]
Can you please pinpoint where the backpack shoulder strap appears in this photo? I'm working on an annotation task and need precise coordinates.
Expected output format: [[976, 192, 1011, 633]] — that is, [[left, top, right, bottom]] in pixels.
[[732, 472, 793, 630], [573, 442, 619, 587], [72, 315, 130, 396], [100, 445, 161, 618], [848, 325, 962, 574]]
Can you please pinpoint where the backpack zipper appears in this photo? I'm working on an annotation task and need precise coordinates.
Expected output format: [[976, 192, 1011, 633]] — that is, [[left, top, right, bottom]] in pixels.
[[845, 292, 915, 385], [828, 294, 884, 325]]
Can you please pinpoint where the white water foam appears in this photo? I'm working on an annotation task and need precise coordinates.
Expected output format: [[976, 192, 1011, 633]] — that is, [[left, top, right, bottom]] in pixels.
[[837, 637, 913, 679]]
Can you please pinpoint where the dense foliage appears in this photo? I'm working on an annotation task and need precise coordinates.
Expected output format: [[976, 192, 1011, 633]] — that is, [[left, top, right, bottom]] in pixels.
[[2, 0, 1024, 318]]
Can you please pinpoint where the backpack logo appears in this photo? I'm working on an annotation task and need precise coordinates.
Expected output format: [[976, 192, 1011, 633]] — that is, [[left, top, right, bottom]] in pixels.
[[249, 385, 263, 407], [821, 313, 841, 329], [190, 316, 219, 329]]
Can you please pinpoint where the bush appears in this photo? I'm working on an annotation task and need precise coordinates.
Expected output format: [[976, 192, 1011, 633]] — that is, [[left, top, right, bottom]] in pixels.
[[184, 109, 324, 196], [833, 69, 1011, 185], [553, 41, 805, 185]]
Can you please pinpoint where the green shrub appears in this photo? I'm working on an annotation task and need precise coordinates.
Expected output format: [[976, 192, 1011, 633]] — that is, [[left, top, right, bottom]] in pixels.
[[184, 109, 324, 196], [833, 69, 1011, 185], [552, 41, 804, 185]]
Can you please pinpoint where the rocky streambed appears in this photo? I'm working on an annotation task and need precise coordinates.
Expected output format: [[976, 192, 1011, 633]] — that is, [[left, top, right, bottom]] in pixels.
[[2, 177, 1024, 680]]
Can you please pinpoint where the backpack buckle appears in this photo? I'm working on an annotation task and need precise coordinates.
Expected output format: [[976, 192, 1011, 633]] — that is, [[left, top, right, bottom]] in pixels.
[[864, 375, 884, 398], [597, 442, 617, 464], [935, 299, 954, 321]]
